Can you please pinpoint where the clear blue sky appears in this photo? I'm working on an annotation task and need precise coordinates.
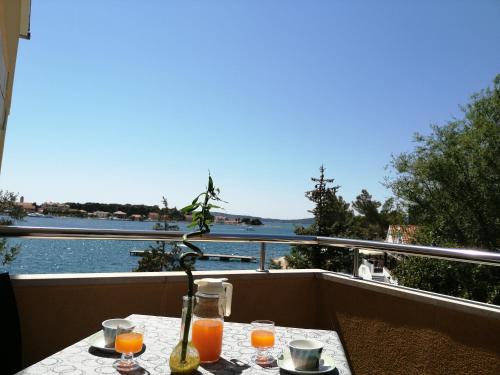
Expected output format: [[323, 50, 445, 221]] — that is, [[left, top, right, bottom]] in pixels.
[[2, 0, 499, 219]]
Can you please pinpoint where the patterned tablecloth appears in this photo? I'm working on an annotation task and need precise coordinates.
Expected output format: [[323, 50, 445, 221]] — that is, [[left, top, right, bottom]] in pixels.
[[18, 314, 351, 375]]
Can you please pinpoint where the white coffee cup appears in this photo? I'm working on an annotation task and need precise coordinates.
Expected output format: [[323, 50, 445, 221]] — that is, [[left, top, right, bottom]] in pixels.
[[102, 319, 134, 348], [288, 339, 324, 371]]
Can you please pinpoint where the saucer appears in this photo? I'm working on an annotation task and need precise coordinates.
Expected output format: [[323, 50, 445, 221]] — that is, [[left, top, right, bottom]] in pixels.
[[88, 331, 117, 353], [277, 352, 336, 374]]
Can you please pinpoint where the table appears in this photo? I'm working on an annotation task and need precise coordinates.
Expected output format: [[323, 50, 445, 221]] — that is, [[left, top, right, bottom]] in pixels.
[[18, 314, 351, 375]]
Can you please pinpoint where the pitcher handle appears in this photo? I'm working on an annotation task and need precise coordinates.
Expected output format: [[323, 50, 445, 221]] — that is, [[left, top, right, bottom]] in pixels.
[[222, 282, 233, 317]]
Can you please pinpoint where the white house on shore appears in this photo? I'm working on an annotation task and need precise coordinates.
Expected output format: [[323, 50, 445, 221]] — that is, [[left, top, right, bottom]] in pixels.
[[113, 211, 127, 219], [89, 211, 110, 219]]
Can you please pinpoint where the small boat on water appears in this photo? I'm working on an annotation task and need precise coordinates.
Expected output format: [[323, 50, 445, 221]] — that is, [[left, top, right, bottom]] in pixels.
[[27, 212, 50, 218]]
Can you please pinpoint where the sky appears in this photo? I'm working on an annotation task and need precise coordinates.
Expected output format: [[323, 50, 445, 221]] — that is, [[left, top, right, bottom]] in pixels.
[[1, 0, 499, 219]]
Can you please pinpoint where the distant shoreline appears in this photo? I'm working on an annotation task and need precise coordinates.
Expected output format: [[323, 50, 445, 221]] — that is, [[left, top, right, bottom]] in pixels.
[[22, 214, 312, 226], [21, 209, 313, 225]]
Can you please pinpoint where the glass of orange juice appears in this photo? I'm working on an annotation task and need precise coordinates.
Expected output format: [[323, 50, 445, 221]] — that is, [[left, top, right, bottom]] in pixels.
[[113, 322, 145, 372], [250, 320, 276, 365]]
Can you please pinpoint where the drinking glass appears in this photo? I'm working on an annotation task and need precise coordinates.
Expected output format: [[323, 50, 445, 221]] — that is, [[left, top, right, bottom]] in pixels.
[[250, 320, 275, 365], [113, 322, 145, 372]]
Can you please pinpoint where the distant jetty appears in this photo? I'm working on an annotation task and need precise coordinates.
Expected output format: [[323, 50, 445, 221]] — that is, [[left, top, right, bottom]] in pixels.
[[129, 250, 256, 263]]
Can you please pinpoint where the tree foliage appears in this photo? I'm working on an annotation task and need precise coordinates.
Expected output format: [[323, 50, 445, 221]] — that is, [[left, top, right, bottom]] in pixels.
[[134, 243, 184, 272], [67, 202, 185, 220], [285, 167, 406, 272], [135, 197, 183, 272], [388, 74, 500, 304], [0, 190, 26, 266], [240, 217, 263, 225], [286, 166, 354, 272], [352, 189, 380, 224], [351, 191, 405, 240]]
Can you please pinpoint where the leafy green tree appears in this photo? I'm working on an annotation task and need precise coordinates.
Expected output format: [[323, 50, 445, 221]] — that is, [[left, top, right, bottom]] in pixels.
[[351, 189, 384, 240], [167, 207, 185, 221], [0, 191, 26, 266], [155, 197, 180, 231], [65, 201, 187, 220], [350, 190, 406, 240], [379, 197, 406, 230], [286, 166, 354, 272], [352, 189, 381, 224], [388, 74, 500, 304]]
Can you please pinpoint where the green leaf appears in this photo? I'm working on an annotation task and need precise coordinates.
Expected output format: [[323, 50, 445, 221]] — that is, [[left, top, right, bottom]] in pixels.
[[181, 203, 201, 214], [181, 204, 193, 213], [192, 193, 204, 205], [208, 175, 214, 191]]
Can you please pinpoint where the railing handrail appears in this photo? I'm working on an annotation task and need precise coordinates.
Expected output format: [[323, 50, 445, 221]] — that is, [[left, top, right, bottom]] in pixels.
[[1, 225, 499, 267]]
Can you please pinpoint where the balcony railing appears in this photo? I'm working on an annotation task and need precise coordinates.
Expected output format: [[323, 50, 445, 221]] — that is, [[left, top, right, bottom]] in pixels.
[[4, 225, 500, 374], [1, 225, 499, 275]]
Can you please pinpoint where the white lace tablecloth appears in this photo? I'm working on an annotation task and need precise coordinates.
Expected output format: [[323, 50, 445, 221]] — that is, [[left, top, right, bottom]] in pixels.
[[18, 314, 351, 375]]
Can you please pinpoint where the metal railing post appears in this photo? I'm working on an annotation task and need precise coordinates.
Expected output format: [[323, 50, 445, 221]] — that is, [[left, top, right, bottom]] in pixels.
[[257, 242, 267, 272], [352, 248, 360, 278]]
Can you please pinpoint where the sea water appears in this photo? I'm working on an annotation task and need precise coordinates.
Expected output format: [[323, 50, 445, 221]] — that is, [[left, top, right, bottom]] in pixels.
[[2, 217, 299, 274]]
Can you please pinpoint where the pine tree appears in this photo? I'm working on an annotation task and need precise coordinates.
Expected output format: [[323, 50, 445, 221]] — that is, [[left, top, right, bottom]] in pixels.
[[286, 166, 353, 271], [307, 165, 338, 236]]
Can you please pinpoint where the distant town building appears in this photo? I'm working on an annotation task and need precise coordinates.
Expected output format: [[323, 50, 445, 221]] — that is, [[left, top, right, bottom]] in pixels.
[[113, 211, 127, 219], [214, 215, 241, 225], [90, 211, 110, 219], [41, 202, 70, 213], [386, 225, 418, 244], [148, 212, 159, 221], [16, 196, 36, 212]]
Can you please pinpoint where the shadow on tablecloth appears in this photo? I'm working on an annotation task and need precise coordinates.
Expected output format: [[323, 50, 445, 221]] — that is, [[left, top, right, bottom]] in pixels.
[[280, 368, 339, 375], [201, 357, 251, 374], [88, 344, 147, 358]]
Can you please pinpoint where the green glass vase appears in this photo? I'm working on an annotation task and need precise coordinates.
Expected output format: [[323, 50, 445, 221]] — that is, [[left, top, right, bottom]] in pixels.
[[169, 296, 200, 374]]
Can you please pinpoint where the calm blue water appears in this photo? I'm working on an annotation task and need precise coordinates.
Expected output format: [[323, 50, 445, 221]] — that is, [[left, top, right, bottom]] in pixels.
[[2, 217, 298, 274]]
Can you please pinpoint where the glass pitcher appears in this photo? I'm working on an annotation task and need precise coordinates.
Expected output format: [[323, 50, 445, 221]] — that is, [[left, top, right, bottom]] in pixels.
[[191, 278, 233, 363]]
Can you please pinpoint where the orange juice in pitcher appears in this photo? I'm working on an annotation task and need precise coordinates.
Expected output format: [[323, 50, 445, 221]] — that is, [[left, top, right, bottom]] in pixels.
[[192, 319, 224, 362], [192, 278, 233, 363]]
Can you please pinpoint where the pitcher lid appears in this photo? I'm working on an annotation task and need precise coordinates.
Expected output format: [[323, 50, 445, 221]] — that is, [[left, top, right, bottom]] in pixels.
[[194, 278, 228, 295]]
